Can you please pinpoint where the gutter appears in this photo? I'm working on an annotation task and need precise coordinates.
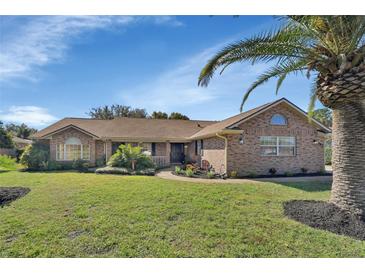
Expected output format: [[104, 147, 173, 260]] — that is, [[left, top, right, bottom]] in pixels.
[[190, 129, 242, 140]]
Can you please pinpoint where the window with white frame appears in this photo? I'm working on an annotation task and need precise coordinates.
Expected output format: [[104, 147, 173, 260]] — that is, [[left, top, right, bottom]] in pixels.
[[260, 136, 295, 156], [56, 137, 90, 161], [270, 114, 287, 125]]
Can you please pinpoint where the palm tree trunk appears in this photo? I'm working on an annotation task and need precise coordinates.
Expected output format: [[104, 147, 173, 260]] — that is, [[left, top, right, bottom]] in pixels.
[[330, 99, 365, 219]]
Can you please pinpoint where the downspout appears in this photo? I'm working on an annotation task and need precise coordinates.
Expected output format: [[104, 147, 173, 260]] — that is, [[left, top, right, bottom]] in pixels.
[[216, 132, 228, 174]]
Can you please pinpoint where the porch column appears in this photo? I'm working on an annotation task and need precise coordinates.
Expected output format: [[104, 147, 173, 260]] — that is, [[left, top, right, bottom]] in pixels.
[[105, 140, 112, 162], [90, 139, 96, 165], [166, 141, 171, 165]]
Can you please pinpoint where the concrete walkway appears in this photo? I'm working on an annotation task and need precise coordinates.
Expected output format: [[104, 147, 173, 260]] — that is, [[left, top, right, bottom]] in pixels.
[[156, 170, 332, 184]]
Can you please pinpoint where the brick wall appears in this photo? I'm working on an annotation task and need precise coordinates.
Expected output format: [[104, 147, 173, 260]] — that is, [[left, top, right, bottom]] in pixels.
[[50, 128, 96, 165], [200, 137, 226, 173], [186, 141, 198, 162], [226, 102, 325, 176]]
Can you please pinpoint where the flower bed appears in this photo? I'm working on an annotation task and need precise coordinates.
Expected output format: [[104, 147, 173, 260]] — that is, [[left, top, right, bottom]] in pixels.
[[173, 165, 222, 179]]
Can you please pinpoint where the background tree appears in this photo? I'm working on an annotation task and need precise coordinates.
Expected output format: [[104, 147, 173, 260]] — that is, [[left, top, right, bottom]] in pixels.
[[312, 108, 332, 128], [0, 121, 14, 149], [88, 105, 189, 120], [88, 105, 148, 119], [199, 16, 365, 219], [151, 111, 168, 119], [168, 112, 190, 120], [128, 108, 149, 118], [5, 123, 38, 139]]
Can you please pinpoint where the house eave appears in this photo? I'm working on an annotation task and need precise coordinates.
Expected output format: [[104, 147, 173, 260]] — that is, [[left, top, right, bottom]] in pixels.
[[189, 129, 243, 140], [100, 137, 191, 143]]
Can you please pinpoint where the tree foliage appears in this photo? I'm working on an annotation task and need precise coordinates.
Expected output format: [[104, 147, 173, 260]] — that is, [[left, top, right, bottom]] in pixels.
[[151, 111, 168, 119], [88, 105, 148, 119], [0, 121, 14, 149], [88, 105, 190, 120], [198, 16, 365, 112], [5, 123, 37, 139], [20, 142, 50, 170], [107, 144, 154, 170], [312, 108, 332, 128], [168, 112, 190, 120]]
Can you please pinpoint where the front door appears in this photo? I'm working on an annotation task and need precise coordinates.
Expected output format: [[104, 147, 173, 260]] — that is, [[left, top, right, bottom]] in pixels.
[[170, 143, 185, 163]]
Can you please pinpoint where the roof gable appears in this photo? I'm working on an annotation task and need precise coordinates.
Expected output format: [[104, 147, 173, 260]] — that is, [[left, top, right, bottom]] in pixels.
[[190, 98, 331, 139], [228, 98, 331, 132]]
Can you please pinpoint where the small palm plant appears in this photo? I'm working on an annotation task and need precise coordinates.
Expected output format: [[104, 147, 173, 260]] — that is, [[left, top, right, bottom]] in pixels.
[[199, 16, 365, 219]]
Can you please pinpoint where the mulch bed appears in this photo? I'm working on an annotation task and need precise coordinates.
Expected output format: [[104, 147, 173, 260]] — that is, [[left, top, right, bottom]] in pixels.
[[0, 187, 30, 207], [284, 200, 365, 241]]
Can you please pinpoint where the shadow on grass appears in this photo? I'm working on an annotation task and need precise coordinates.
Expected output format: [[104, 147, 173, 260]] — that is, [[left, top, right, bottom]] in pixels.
[[270, 181, 332, 192]]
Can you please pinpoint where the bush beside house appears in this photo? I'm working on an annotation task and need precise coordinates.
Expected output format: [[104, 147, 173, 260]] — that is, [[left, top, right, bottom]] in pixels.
[[20, 143, 50, 171], [96, 144, 156, 175], [0, 155, 18, 171]]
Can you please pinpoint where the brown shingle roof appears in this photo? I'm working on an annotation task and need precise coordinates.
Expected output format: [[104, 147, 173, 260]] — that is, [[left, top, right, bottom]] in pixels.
[[189, 101, 275, 139], [32, 98, 331, 141], [32, 117, 216, 141]]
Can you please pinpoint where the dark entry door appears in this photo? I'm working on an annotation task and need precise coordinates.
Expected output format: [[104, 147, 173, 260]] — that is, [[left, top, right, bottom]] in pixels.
[[170, 143, 185, 163]]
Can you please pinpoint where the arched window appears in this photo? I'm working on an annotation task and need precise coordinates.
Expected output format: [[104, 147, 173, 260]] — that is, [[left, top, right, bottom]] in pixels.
[[270, 114, 287, 125], [65, 137, 82, 145], [56, 137, 90, 161]]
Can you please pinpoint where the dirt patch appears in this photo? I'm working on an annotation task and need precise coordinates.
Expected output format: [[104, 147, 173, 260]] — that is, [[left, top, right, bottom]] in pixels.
[[0, 187, 30, 207], [284, 200, 365, 241]]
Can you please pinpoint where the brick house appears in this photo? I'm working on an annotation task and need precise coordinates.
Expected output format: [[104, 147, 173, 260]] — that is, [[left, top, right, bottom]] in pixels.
[[32, 98, 331, 175]]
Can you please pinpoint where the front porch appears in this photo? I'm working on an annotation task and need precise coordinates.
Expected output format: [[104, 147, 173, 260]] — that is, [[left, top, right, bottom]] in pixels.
[[106, 141, 197, 168]]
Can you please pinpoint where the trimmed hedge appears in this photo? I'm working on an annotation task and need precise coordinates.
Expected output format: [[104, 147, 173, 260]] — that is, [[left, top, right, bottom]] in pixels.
[[95, 166, 155, 176]]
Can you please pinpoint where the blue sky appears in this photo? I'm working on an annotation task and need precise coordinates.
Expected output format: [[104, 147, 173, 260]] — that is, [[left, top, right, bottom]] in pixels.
[[0, 16, 322, 129]]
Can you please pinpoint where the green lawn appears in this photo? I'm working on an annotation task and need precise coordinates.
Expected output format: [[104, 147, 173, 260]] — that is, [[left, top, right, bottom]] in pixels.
[[0, 171, 364, 257]]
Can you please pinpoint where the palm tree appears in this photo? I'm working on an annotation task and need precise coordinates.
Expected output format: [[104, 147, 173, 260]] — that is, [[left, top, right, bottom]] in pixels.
[[199, 16, 365, 219]]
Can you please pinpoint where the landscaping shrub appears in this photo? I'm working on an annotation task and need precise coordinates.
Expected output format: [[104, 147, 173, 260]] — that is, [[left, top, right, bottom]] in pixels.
[[269, 168, 277, 175], [175, 166, 183, 175], [185, 168, 194, 177], [284, 171, 293, 177], [20, 143, 49, 170], [72, 159, 89, 172], [207, 171, 215, 179], [15, 148, 25, 161], [47, 161, 62, 171], [0, 155, 17, 170], [229, 170, 237, 178], [185, 163, 198, 172], [96, 157, 106, 167], [95, 166, 130, 175], [107, 144, 154, 170], [95, 166, 155, 176]]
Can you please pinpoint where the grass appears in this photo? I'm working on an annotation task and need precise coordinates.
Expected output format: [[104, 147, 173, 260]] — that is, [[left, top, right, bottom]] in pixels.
[[0, 155, 18, 171], [0, 171, 364, 257]]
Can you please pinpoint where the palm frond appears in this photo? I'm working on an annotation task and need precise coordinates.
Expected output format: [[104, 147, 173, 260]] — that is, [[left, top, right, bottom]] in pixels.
[[198, 27, 312, 87], [308, 79, 318, 118], [240, 59, 306, 111]]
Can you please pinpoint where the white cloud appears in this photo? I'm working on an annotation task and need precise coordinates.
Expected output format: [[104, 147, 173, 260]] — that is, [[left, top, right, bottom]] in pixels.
[[119, 41, 268, 112], [0, 16, 183, 82], [0, 106, 57, 127]]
